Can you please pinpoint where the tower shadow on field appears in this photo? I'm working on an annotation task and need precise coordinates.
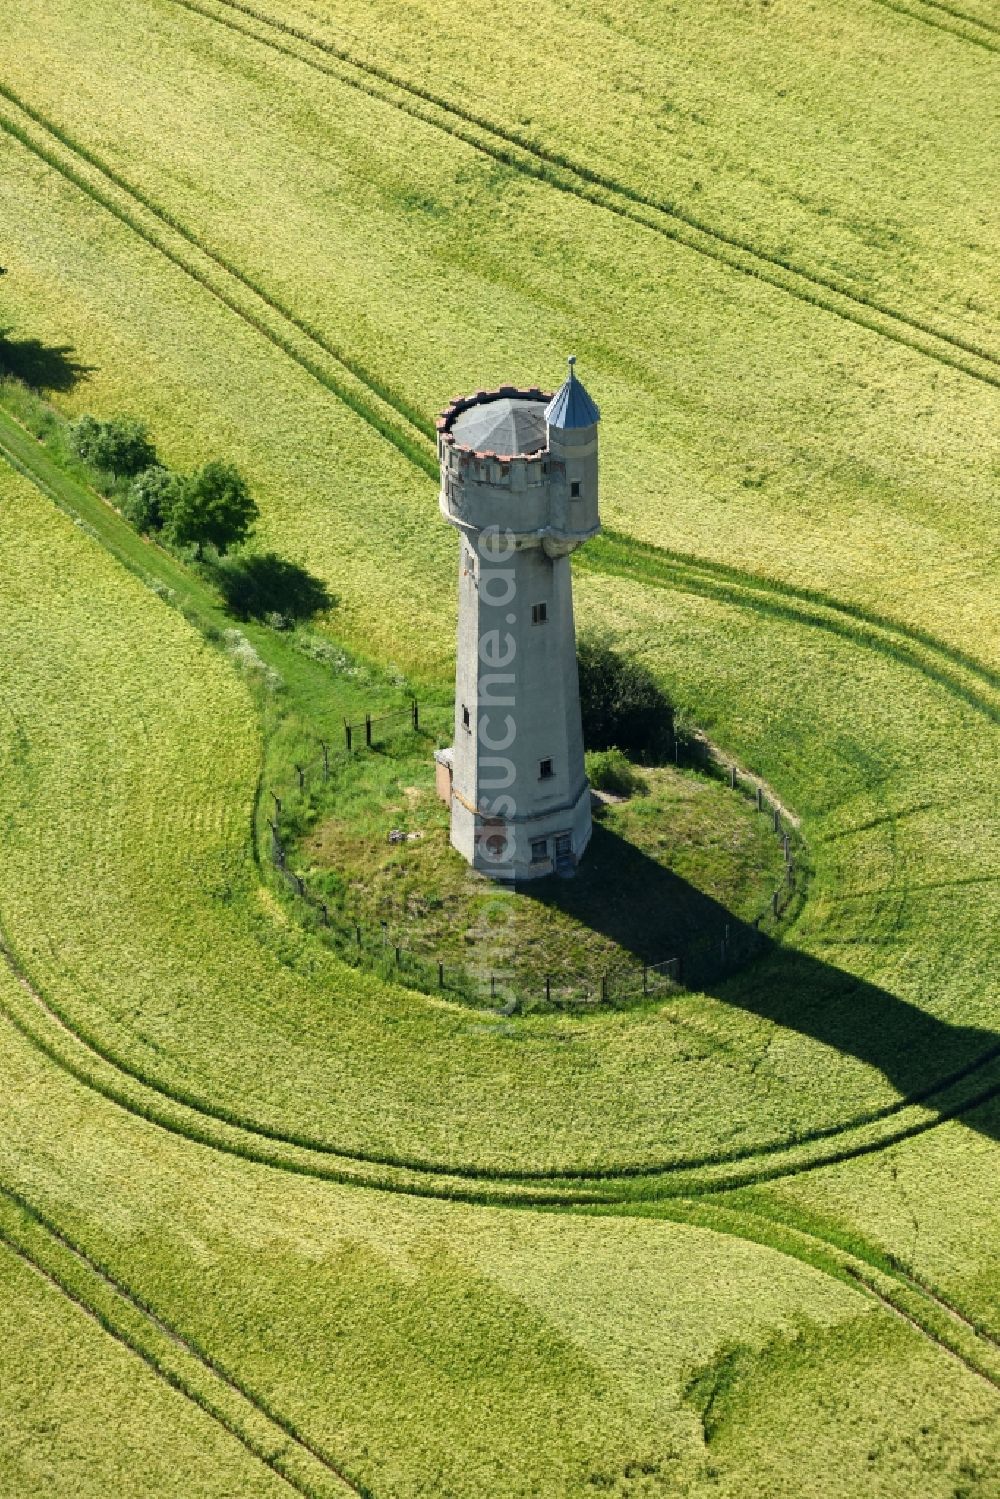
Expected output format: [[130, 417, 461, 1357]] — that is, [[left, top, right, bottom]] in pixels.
[[521, 818, 750, 965], [0, 329, 95, 392], [523, 823, 1000, 1146]]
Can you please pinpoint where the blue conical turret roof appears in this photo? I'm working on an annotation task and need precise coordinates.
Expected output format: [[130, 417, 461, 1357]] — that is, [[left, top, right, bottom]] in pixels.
[[544, 356, 600, 430]]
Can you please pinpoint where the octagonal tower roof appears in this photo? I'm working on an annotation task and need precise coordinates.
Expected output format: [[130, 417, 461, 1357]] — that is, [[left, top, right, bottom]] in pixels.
[[450, 396, 548, 457]]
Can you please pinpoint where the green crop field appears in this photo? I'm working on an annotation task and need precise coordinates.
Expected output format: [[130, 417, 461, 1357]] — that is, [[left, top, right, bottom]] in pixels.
[[0, 0, 997, 1493]]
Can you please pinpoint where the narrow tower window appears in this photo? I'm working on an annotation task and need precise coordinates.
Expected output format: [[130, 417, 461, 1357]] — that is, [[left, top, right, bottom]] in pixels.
[[570, 481, 582, 498], [462, 705, 471, 730], [530, 838, 548, 863], [539, 758, 554, 780], [531, 602, 548, 624]]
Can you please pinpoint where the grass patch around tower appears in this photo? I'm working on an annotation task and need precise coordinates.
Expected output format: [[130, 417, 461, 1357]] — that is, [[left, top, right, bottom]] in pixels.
[[284, 727, 787, 1006]]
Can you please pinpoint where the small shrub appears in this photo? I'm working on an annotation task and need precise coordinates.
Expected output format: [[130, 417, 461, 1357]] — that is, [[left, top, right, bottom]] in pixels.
[[122, 465, 184, 533], [222, 628, 283, 692], [586, 747, 645, 797], [294, 633, 365, 678], [144, 576, 175, 602], [68, 414, 157, 476]]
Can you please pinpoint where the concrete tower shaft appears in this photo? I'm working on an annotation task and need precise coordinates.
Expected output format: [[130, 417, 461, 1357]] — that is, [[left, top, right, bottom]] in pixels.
[[437, 364, 601, 881]]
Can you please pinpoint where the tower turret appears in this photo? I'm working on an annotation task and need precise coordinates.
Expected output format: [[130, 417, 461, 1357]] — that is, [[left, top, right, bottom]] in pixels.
[[437, 359, 601, 880]]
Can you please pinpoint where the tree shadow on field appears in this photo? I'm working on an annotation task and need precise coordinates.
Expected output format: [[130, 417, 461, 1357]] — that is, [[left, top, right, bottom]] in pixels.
[[0, 328, 95, 392], [524, 824, 1000, 1146], [206, 551, 337, 624]]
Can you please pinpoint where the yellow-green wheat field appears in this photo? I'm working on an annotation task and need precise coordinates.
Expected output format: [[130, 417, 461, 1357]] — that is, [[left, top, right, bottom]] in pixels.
[[0, 0, 997, 1494]]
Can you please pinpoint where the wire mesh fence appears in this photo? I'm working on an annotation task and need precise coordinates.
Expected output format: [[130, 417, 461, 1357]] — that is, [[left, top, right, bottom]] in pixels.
[[263, 707, 805, 1014]]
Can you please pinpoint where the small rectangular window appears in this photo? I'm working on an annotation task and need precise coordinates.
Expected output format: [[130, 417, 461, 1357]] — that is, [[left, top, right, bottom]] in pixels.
[[462, 705, 471, 729], [531, 602, 548, 625], [539, 758, 554, 780], [570, 480, 582, 498], [530, 838, 548, 864]]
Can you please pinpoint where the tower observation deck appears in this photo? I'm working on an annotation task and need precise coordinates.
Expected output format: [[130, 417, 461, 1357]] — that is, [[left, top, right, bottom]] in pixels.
[[437, 359, 601, 881]]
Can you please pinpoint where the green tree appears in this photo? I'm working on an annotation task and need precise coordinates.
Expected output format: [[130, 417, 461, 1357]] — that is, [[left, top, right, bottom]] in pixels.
[[68, 414, 157, 476], [577, 632, 674, 762], [165, 461, 258, 556], [121, 465, 184, 534]]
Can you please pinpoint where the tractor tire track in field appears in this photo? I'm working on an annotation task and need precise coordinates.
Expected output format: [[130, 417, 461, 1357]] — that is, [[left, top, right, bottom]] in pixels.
[[704, 1192, 1000, 1355], [583, 533, 1000, 723], [0, 84, 438, 481], [913, 0, 1000, 32], [2, 294, 998, 1398], [843, 1267, 1000, 1388], [3, 71, 995, 729], [651, 1198, 1000, 1392], [4, 83, 995, 727], [3, 29, 998, 1444], [595, 533, 999, 700], [2, 908, 999, 1206], [161, 0, 1000, 387], [3, 80, 998, 727], [1, 504, 998, 1415], [2, 965, 997, 1402], [4, 1076, 998, 1428], [2, 424, 999, 1195], [0, 1198, 365, 1498], [872, 0, 1000, 51]]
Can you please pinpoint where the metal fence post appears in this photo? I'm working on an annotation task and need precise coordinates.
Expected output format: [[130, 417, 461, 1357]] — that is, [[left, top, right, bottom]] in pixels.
[[756, 786, 763, 811], [773, 807, 781, 833], [545, 975, 551, 1003], [365, 713, 372, 748], [295, 763, 305, 791], [320, 740, 330, 780], [438, 961, 444, 989], [344, 720, 352, 752], [729, 765, 737, 790], [412, 698, 419, 732]]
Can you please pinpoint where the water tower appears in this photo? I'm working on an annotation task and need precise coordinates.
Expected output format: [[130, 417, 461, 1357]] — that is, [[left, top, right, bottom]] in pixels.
[[436, 358, 600, 880]]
